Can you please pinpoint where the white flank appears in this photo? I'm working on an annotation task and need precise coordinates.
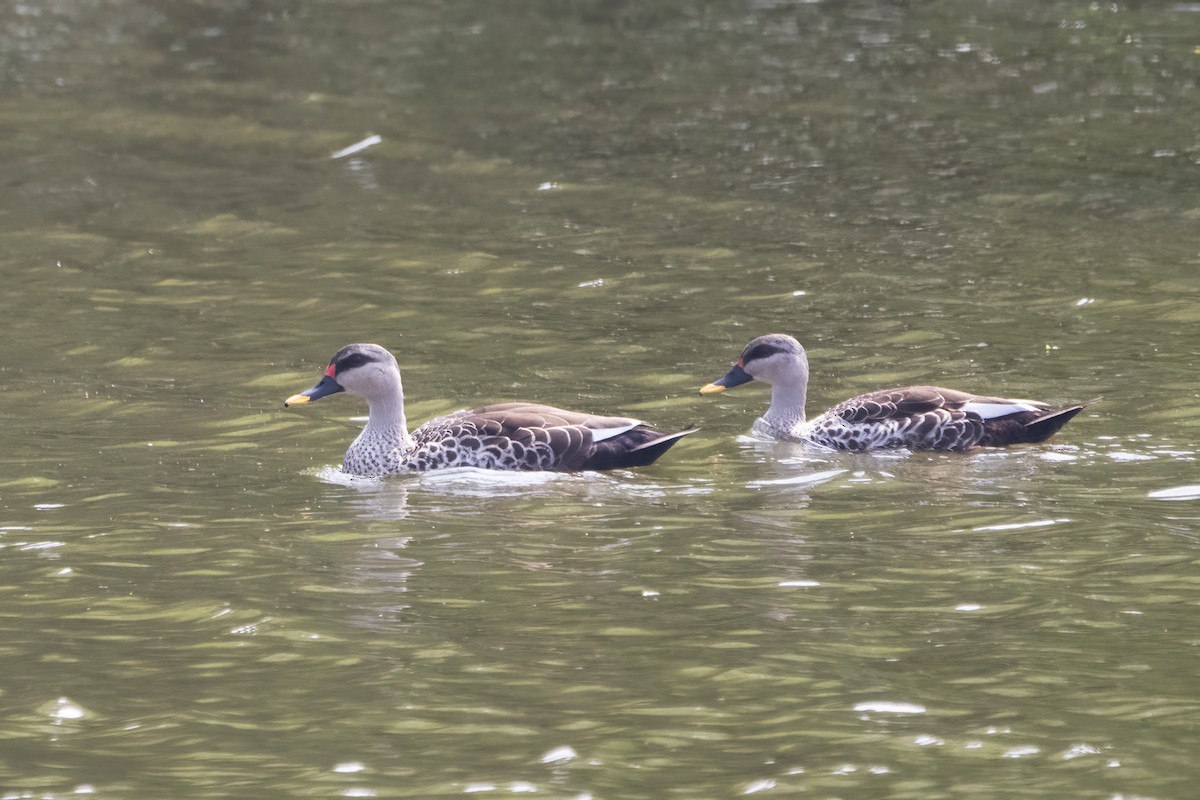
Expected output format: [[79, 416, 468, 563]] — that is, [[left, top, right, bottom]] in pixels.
[[963, 401, 1044, 419], [589, 421, 642, 441]]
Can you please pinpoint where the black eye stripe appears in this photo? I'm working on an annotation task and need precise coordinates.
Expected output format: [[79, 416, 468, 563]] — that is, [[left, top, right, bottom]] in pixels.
[[742, 343, 783, 363], [333, 351, 373, 372]]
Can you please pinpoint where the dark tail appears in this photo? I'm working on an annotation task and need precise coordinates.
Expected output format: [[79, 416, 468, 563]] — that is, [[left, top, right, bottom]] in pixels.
[[1021, 406, 1085, 443], [1021, 397, 1101, 443], [583, 427, 698, 470], [979, 398, 1099, 447]]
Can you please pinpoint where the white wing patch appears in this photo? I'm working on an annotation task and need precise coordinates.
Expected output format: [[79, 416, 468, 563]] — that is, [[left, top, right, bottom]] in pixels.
[[589, 421, 642, 441], [963, 401, 1044, 419]]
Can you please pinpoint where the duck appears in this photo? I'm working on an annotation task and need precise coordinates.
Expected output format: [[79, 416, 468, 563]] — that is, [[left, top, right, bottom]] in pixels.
[[284, 343, 696, 476], [700, 333, 1095, 452]]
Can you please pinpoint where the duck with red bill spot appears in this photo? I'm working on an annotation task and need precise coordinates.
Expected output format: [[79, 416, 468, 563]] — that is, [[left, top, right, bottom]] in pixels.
[[701, 333, 1097, 452], [285, 343, 696, 476]]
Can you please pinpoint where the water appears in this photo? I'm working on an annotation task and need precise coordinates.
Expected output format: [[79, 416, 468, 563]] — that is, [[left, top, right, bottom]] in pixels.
[[2, 1, 1199, 798]]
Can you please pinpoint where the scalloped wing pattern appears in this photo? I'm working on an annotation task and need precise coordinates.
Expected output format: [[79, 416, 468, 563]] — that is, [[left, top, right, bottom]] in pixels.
[[341, 403, 691, 474], [802, 386, 1079, 451]]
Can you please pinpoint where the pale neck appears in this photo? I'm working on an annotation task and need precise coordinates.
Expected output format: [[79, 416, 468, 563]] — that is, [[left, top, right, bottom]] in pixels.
[[362, 380, 413, 449], [762, 360, 810, 433]]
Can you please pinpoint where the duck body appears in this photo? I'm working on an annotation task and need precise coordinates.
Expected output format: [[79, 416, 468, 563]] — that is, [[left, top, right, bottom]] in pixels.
[[348, 401, 691, 474], [782, 385, 1086, 452], [286, 343, 694, 476], [702, 334, 1093, 452]]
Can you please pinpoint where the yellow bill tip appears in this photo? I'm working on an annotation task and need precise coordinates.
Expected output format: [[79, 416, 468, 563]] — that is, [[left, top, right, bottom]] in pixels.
[[699, 383, 727, 395], [284, 393, 311, 407]]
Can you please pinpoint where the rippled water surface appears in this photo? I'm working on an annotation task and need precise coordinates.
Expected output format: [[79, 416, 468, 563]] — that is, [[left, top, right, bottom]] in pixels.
[[2, 1, 1199, 798]]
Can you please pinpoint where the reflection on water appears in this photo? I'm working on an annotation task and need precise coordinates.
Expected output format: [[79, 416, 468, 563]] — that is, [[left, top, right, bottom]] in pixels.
[[1149, 485, 1200, 501]]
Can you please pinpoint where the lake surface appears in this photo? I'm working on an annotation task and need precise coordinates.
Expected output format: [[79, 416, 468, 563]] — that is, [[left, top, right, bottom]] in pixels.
[[2, 1, 1199, 798]]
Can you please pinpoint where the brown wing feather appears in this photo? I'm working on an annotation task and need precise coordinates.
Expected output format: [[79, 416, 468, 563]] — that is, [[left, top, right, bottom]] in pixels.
[[468, 403, 642, 432], [408, 403, 690, 471], [832, 386, 954, 423], [812, 386, 1079, 451], [832, 386, 1045, 423]]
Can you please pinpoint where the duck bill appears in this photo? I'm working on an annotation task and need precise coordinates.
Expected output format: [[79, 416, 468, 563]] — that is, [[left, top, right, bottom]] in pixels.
[[284, 374, 345, 407], [700, 363, 754, 395]]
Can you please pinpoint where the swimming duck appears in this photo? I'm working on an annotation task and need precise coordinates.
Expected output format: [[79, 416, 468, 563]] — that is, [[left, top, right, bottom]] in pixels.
[[285, 343, 696, 475], [701, 333, 1094, 451]]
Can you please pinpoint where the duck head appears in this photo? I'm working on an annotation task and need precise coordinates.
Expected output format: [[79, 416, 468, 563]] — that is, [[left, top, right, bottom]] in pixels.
[[284, 343, 401, 406], [700, 333, 809, 394]]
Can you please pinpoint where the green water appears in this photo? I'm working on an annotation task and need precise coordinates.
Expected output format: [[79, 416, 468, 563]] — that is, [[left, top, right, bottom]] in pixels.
[[2, 1, 1199, 798]]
